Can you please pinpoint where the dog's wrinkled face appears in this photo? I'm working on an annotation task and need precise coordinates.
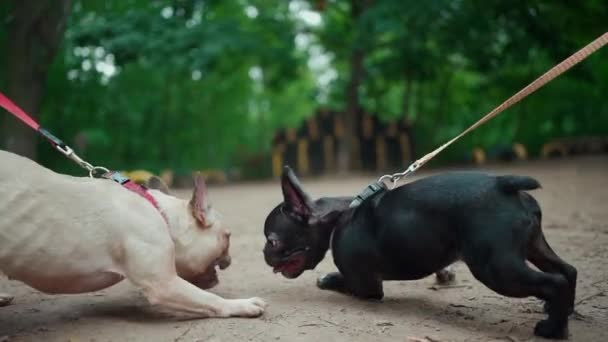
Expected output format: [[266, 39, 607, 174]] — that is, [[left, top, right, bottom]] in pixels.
[[147, 174, 231, 289], [263, 167, 337, 279]]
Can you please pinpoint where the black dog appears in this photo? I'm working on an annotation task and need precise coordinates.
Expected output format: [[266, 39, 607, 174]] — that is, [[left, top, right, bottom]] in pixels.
[[263, 166, 577, 339]]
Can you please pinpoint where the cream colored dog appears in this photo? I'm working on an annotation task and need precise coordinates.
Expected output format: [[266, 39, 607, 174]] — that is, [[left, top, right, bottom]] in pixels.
[[0, 150, 265, 318]]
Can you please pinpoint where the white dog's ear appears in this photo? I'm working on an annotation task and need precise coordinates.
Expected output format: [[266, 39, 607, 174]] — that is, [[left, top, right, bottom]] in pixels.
[[190, 172, 211, 228], [146, 176, 170, 194]]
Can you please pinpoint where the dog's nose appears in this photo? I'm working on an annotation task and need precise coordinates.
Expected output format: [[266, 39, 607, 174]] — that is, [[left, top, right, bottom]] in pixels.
[[218, 255, 231, 269]]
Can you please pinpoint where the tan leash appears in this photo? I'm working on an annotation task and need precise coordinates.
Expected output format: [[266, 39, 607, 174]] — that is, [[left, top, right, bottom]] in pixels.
[[379, 32, 608, 188]]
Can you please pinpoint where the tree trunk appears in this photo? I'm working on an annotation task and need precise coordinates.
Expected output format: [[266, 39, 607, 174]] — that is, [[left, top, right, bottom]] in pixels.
[[337, 48, 365, 173], [336, 0, 369, 173], [402, 75, 412, 117], [434, 71, 452, 133], [2, 0, 72, 159]]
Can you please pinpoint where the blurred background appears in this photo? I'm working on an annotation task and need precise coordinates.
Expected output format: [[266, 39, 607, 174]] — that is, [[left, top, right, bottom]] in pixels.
[[1, 0, 607, 186]]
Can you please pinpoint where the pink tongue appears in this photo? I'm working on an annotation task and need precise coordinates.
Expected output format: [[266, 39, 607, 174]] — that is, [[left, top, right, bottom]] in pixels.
[[273, 261, 291, 273], [274, 257, 302, 274]]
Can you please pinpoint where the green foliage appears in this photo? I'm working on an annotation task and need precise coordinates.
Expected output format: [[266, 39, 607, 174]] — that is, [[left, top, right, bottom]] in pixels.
[[2, 0, 607, 176], [32, 0, 315, 175], [319, 0, 608, 165]]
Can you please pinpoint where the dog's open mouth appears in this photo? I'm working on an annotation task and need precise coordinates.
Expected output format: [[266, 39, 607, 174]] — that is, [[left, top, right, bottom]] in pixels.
[[188, 255, 231, 289], [273, 249, 307, 278]]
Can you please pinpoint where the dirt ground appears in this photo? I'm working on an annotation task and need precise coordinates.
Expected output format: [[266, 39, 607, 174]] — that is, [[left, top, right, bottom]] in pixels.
[[1, 156, 607, 342]]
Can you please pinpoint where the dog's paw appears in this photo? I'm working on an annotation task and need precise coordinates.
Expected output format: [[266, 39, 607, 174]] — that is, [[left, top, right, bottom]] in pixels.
[[435, 267, 456, 285], [226, 297, 267, 318], [317, 272, 346, 292], [534, 318, 568, 339], [0, 293, 14, 307]]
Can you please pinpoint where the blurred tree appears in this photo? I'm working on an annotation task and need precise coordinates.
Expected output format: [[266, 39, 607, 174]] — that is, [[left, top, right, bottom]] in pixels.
[[338, 0, 370, 173], [316, 0, 607, 166], [31, 0, 315, 174]]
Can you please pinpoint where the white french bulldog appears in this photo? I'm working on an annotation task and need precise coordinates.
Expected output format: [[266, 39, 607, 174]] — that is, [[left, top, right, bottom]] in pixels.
[[0, 150, 265, 318]]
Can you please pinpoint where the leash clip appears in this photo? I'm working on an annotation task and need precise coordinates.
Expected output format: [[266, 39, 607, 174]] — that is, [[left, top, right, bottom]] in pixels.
[[378, 161, 420, 189], [55, 143, 109, 178]]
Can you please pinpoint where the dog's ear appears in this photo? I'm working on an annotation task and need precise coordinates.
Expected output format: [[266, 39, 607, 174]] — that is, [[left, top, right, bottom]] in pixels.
[[281, 166, 313, 218], [146, 176, 170, 194], [190, 172, 211, 228]]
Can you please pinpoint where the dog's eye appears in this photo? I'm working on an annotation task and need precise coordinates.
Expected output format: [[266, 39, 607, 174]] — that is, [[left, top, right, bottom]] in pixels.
[[266, 233, 282, 249], [267, 238, 280, 248]]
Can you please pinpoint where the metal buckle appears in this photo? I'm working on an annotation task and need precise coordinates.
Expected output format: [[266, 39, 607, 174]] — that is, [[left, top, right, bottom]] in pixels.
[[54, 144, 109, 178], [377, 161, 419, 189], [89, 166, 111, 178]]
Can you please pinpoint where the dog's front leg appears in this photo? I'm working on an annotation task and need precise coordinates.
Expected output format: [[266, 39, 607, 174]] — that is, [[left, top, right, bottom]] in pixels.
[[0, 292, 14, 306], [123, 239, 266, 318], [317, 272, 348, 293], [145, 276, 266, 318], [317, 272, 384, 300]]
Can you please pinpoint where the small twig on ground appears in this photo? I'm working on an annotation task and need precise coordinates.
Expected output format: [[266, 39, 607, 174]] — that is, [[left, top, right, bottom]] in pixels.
[[428, 285, 470, 291], [575, 291, 605, 305], [375, 320, 394, 327], [590, 278, 608, 287], [174, 323, 194, 342], [492, 335, 520, 342], [319, 317, 382, 338], [406, 337, 426, 342], [449, 304, 474, 309], [317, 317, 348, 330], [247, 330, 265, 341], [425, 336, 442, 342], [572, 310, 590, 322], [298, 323, 326, 328]]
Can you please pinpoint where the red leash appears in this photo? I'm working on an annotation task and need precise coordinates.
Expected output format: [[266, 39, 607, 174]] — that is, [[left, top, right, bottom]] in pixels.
[[0, 93, 39, 130], [0, 91, 168, 224]]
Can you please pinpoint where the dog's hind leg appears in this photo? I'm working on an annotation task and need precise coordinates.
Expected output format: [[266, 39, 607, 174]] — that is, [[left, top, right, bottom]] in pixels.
[[0, 293, 13, 307], [528, 232, 577, 315], [466, 253, 570, 339], [522, 196, 577, 315]]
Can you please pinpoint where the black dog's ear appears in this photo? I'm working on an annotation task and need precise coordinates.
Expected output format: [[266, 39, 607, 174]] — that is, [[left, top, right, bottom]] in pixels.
[[281, 166, 313, 218]]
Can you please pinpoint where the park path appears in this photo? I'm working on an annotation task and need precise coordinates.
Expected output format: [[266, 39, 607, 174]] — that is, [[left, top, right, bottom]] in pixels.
[[1, 156, 607, 342]]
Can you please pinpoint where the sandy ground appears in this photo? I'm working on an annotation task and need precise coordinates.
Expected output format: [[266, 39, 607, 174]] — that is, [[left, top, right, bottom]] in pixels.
[[1, 156, 607, 342]]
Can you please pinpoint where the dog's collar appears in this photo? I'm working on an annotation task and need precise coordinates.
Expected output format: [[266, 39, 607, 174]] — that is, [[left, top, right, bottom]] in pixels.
[[103, 171, 169, 225], [349, 181, 387, 208]]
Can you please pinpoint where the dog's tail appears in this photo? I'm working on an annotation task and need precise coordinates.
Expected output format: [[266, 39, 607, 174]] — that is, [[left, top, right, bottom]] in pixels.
[[496, 175, 541, 194]]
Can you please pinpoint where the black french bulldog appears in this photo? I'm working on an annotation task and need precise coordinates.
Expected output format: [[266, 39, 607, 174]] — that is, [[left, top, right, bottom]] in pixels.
[[263, 166, 577, 339]]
